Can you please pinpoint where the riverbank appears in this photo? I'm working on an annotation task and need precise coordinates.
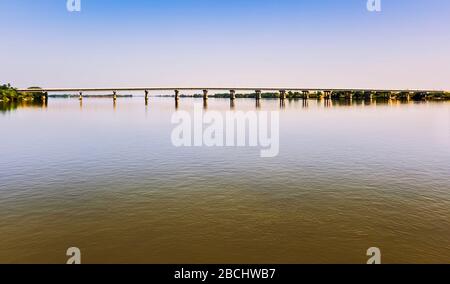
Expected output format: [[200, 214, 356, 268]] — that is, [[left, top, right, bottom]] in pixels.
[[0, 84, 45, 103]]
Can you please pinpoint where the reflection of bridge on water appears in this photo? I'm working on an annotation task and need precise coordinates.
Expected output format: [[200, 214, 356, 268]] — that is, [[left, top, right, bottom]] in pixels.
[[18, 87, 446, 107]]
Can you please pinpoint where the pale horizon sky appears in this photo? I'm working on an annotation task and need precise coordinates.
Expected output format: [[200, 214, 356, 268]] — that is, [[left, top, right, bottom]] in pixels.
[[1, 0, 449, 90]]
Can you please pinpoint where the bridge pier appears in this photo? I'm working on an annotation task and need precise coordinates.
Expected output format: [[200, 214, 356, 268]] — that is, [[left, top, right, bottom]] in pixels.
[[145, 90, 149, 104], [364, 91, 373, 100], [302, 90, 309, 100], [79, 92, 83, 101], [175, 90, 180, 101], [43, 92, 48, 106], [113, 91, 117, 101], [279, 90, 286, 100], [230, 99, 235, 109], [41, 92, 49, 103], [255, 90, 262, 101], [203, 90, 208, 101], [230, 90, 236, 100], [397, 92, 410, 101], [406, 92, 411, 101], [346, 92, 353, 100], [324, 91, 332, 100]]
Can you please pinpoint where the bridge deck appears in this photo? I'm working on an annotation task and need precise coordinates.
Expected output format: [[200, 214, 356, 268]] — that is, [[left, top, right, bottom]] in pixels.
[[16, 87, 446, 93]]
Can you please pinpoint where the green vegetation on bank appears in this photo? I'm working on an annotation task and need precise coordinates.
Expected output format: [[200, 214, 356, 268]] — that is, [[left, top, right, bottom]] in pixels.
[[0, 84, 46, 103]]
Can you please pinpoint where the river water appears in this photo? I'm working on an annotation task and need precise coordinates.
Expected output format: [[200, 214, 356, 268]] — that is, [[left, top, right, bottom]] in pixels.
[[0, 97, 449, 263]]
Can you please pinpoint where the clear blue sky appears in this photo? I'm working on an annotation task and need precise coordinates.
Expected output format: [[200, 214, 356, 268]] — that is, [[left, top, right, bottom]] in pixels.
[[1, 0, 449, 90]]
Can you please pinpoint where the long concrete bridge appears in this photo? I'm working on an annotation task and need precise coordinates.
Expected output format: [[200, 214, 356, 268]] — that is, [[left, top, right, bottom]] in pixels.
[[17, 87, 446, 103]]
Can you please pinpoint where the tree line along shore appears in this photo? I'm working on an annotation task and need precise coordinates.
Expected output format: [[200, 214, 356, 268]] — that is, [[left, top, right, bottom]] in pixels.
[[0, 84, 46, 103]]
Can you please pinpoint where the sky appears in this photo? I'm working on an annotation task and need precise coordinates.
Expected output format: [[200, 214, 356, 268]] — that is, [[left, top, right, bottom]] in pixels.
[[1, 0, 449, 90]]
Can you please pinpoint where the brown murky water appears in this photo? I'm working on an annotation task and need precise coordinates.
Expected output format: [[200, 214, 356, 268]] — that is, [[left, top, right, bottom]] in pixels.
[[0, 98, 449, 263]]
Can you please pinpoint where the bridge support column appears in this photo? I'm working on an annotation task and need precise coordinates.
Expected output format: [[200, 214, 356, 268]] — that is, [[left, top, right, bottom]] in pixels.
[[230, 98, 236, 109], [79, 92, 83, 101], [145, 90, 149, 103], [365, 92, 373, 100], [230, 99, 235, 109], [279, 90, 286, 100], [113, 91, 117, 101], [175, 90, 180, 101], [255, 90, 262, 101], [302, 91, 309, 100], [347, 92, 353, 100], [230, 90, 236, 100], [203, 90, 208, 101], [324, 91, 332, 100], [406, 92, 411, 101]]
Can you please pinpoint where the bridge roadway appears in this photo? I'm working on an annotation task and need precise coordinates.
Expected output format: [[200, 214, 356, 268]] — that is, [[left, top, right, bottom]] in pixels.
[[16, 87, 445, 93]]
